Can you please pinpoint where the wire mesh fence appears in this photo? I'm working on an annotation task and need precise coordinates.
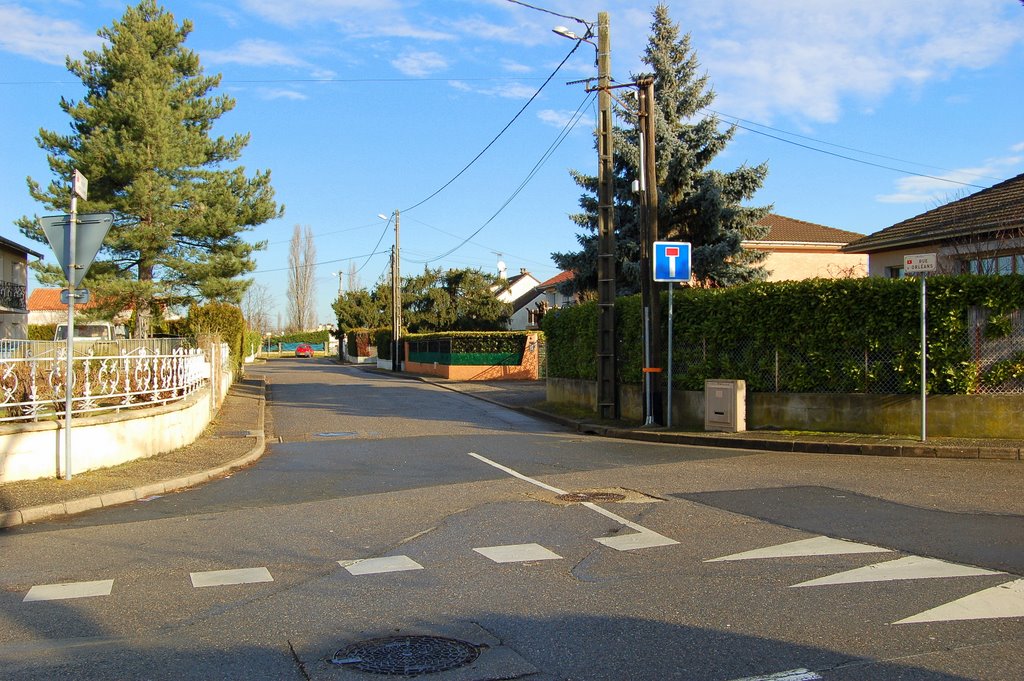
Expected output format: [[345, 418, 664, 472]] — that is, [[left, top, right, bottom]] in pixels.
[[669, 310, 1024, 395]]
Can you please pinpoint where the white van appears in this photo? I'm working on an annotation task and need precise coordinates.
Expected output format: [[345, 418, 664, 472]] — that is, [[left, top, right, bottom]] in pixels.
[[53, 322, 117, 341]]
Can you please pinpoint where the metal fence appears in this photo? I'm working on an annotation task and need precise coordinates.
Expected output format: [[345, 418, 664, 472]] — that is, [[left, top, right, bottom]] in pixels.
[[0, 337, 190, 359], [669, 312, 1024, 396], [0, 345, 210, 423]]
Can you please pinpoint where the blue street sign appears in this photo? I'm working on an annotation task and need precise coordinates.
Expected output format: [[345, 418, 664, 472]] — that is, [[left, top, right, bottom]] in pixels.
[[653, 241, 691, 282]]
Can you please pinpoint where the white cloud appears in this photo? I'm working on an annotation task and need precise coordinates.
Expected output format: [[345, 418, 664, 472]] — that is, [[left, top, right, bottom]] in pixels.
[[538, 109, 595, 130], [876, 146, 1024, 204], [239, 0, 452, 40], [256, 88, 309, 101], [685, 0, 1024, 124], [203, 39, 308, 68], [391, 50, 448, 77], [446, 80, 538, 100], [0, 5, 102, 65], [500, 58, 532, 74]]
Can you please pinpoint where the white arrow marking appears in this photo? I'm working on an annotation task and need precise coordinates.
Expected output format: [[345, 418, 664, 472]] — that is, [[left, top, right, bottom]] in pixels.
[[340, 555, 424, 575], [707, 536, 890, 562], [728, 668, 821, 681], [894, 579, 1024, 624], [792, 556, 1002, 587]]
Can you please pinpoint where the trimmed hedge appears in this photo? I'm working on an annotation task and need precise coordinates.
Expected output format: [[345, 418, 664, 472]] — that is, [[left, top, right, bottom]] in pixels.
[[543, 276, 1024, 395], [404, 331, 534, 366]]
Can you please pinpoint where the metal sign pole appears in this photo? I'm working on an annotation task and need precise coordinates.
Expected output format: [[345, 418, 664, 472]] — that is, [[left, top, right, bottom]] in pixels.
[[920, 274, 927, 443], [64, 172, 85, 480], [666, 282, 674, 428]]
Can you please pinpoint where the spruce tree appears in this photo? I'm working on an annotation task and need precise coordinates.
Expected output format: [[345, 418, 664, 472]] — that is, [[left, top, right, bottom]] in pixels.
[[553, 3, 770, 294], [17, 0, 282, 336]]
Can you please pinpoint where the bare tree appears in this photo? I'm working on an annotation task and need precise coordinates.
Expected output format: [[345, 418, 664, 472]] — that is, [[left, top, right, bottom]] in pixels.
[[242, 282, 274, 336], [287, 225, 317, 331]]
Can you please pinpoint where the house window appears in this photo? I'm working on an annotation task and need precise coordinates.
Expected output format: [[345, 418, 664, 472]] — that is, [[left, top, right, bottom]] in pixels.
[[962, 253, 1024, 275], [886, 266, 904, 279]]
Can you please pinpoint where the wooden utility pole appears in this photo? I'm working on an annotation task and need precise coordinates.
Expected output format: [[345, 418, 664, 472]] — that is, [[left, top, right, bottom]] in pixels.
[[391, 210, 402, 371]]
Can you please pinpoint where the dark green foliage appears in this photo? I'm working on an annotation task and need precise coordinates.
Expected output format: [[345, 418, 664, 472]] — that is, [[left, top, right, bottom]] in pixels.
[[264, 330, 330, 346], [346, 328, 373, 357], [553, 3, 769, 296], [541, 304, 599, 380], [404, 332, 533, 366], [185, 301, 245, 369], [544, 276, 1024, 395], [333, 288, 385, 332], [28, 325, 57, 341], [374, 328, 392, 360], [17, 1, 282, 336]]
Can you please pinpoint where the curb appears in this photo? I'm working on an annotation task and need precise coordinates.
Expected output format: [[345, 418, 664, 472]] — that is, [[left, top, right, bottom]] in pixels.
[[0, 380, 267, 529], [419, 379, 1020, 462]]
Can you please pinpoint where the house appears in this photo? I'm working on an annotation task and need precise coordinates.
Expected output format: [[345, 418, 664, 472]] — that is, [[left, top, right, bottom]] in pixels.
[[28, 287, 104, 326], [0, 236, 44, 339], [744, 214, 868, 281], [842, 172, 1024, 277], [501, 271, 577, 331], [493, 266, 541, 330]]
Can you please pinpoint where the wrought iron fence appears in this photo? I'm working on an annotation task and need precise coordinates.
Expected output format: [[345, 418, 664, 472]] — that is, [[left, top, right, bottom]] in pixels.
[[0, 346, 209, 423], [669, 315, 1024, 396]]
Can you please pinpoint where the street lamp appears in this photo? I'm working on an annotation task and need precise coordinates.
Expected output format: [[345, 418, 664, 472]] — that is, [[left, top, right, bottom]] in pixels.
[[378, 211, 401, 371], [330, 270, 344, 298], [554, 12, 617, 420]]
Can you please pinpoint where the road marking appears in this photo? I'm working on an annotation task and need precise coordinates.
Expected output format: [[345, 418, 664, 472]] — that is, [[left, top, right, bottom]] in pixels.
[[190, 567, 274, 588], [894, 578, 1024, 624], [339, 556, 424, 575], [728, 669, 822, 681], [707, 536, 891, 562], [23, 579, 114, 602], [474, 543, 562, 564], [792, 556, 1002, 588], [468, 452, 678, 551]]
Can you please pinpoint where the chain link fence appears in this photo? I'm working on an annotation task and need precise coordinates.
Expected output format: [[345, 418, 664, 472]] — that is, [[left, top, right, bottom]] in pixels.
[[669, 308, 1024, 395]]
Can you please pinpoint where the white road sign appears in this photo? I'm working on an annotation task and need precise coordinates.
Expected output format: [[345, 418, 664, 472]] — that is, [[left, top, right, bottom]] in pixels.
[[904, 253, 936, 274]]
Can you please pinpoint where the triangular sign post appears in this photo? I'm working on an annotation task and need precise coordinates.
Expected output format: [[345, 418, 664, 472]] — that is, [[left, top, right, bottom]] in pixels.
[[39, 213, 114, 288]]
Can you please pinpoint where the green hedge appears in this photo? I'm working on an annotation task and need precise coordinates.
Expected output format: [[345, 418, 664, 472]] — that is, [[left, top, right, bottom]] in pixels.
[[543, 276, 1024, 395], [374, 328, 392, 359], [347, 328, 373, 357], [264, 330, 331, 345], [404, 331, 534, 366]]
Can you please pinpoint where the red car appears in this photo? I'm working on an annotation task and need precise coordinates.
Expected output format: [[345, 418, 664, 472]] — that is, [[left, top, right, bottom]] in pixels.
[[294, 343, 314, 358]]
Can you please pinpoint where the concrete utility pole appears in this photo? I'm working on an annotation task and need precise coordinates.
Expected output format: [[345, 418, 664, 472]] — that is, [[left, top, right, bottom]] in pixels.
[[595, 11, 617, 420], [391, 210, 402, 371], [638, 77, 663, 425]]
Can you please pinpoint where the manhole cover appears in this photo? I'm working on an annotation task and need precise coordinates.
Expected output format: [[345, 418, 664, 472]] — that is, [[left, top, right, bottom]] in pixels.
[[556, 491, 626, 503], [331, 635, 481, 676]]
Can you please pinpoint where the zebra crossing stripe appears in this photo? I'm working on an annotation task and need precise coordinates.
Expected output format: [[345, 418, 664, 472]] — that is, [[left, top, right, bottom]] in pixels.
[[190, 567, 273, 588], [707, 536, 891, 562], [792, 556, 1003, 588], [474, 543, 562, 564], [23, 579, 114, 602], [894, 579, 1024, 624]]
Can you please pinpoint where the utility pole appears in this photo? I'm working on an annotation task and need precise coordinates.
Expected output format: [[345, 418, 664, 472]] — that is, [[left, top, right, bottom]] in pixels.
[[391, 209, 402, 371], [595, 11, 617, 420], [638, 77, 663, 425]]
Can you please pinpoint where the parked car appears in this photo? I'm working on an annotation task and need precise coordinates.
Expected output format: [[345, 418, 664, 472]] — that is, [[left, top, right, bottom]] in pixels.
[[295, 343, 314, 358]]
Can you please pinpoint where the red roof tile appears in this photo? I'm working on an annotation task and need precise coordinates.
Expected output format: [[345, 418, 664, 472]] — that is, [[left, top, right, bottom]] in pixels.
[[752, 214, 865, 244], [28, 288, 100, 311]]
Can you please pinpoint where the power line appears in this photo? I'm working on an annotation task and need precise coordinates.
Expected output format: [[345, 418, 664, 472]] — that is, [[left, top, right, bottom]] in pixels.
[[398, 38, 583, 214], [705, 110, 995, 190], [409, 91, 594, 263]]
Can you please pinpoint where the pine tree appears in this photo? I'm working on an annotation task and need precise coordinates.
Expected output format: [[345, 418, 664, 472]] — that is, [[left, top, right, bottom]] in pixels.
[[553, 3, 770, 294], [17, 0, 282, 336]]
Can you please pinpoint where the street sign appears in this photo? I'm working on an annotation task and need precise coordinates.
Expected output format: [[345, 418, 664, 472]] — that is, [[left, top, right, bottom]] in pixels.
[[60, 288, 90, 306], [904, 253, 936, 275], [72, 170, 88, 200], [38, 213, 114, 287], [653, 241, 692, 282]]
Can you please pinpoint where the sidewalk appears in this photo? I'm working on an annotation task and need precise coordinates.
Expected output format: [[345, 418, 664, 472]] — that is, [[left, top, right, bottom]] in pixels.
[[0, 376, 265, 529], [1, 372, 1018, 528]]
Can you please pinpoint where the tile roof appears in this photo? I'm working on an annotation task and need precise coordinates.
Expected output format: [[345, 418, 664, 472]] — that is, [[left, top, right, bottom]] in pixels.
[[843, 172, 1024, 253], [751, 214, 865, 244], [537, 271, 574, 289], [28, 288, 100, 311]]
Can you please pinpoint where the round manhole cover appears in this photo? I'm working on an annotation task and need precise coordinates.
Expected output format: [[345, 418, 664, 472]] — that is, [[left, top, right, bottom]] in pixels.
[[556, 491, 626, 503], [331, 635, 481, 676]]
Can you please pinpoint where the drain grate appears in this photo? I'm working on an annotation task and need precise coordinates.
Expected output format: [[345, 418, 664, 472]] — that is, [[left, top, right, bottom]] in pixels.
[[556, 491, 626, 503], [331, 635, 481, 676]]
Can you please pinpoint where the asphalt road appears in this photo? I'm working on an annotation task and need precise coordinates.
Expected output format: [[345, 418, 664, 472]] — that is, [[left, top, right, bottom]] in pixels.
[[0, 359, 1022, 680]]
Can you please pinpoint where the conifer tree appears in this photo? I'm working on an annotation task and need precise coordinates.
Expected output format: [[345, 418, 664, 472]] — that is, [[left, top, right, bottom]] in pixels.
[[553, 3, 770, 294], [17, 0, 282, 336]]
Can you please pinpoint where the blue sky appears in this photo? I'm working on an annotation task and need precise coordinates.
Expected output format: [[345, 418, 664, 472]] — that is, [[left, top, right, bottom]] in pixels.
[[2, 0, 1023, 327]]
